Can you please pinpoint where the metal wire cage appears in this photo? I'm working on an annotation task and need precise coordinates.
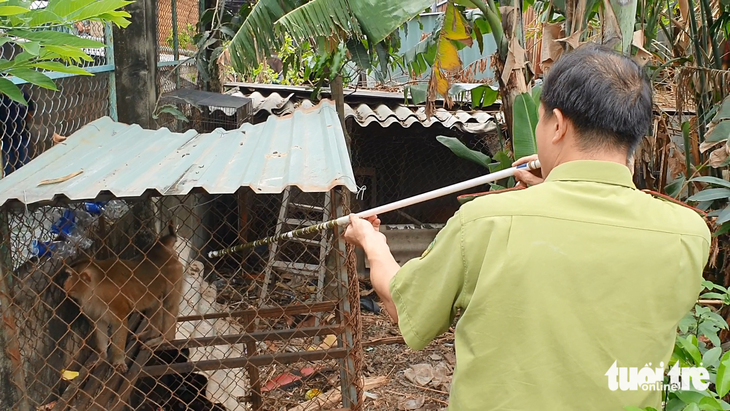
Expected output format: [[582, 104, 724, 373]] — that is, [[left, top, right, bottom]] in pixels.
[[158, 89, 254, 133], [0, 188, 363, 410]]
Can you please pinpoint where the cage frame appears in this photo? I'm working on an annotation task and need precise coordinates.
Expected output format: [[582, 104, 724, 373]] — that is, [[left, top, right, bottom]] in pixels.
[[0, 184, 363, 411]]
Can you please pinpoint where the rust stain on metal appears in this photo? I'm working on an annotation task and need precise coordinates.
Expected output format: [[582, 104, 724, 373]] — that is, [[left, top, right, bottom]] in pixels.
[[265, 151, 287, 159]]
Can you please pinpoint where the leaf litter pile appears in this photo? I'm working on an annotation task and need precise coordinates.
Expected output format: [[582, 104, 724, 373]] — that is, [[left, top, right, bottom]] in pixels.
[[360, 308, 455, 411]]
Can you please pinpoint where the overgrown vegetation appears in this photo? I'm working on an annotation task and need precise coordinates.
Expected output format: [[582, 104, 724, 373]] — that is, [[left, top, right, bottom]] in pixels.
[[0, 0, 133, 105]]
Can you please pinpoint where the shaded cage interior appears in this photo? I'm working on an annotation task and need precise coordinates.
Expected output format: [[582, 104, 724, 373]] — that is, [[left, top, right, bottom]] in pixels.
[[0, 188, 362, 410]]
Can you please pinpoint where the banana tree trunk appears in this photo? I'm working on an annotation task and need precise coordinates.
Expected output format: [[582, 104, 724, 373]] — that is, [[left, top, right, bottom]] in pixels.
[[495, 4, 531, 153], [608, 0, 638, 54]]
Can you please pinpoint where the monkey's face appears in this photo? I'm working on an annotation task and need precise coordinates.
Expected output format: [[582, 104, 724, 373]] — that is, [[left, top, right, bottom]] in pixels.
[[63, 269, 91, 298]]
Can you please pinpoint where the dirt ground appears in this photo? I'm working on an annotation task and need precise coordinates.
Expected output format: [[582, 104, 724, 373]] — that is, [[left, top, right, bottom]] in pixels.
[[358, 304, 454, 411]]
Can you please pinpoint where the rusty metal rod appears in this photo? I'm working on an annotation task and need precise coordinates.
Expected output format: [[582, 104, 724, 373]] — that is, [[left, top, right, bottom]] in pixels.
[[142, 348, 349, 377], [208, 160, 541, 258]]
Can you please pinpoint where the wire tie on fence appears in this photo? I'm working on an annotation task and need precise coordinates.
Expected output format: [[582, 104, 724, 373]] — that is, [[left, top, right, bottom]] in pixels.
[[355, 185, 367, 201]]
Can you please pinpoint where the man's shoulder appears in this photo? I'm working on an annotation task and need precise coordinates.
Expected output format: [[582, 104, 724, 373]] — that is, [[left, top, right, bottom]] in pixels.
[[458, 185, 537, 222], [638, 189, 711, 240]]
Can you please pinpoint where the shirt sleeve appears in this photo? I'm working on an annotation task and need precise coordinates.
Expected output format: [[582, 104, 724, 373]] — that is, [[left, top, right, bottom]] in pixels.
[[389, 211, 466, 350]]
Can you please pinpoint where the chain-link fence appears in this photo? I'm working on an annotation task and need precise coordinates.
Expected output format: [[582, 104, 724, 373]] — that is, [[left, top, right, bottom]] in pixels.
[[1, 12, 113, 178], [0, 185, 363, 410], [156, 0, 201, 122]]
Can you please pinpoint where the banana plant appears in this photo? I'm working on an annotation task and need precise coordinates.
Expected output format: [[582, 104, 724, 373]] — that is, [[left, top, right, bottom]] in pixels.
[[0, 0, 133, 105], [224, 0, 434, 84]]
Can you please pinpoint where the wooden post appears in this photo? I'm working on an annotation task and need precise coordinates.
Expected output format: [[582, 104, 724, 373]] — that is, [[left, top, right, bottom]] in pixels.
[[0, 210, 30, 411], [330, 74, 351, 155], [113, 0, 158, 128]]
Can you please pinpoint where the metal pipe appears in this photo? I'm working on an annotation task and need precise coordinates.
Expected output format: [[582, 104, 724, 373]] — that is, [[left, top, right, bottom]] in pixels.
[[207, 159, 541, 258]]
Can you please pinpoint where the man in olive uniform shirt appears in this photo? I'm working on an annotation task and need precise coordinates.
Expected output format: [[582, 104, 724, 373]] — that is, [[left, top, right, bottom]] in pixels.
[[343, 43, 711, 410]]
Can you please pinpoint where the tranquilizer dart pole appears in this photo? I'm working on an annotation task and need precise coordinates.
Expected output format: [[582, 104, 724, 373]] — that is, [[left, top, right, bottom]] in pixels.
[[207, 159, 541, 258]]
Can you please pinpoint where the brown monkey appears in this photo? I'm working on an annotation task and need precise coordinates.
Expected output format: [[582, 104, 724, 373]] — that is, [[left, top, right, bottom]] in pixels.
[[63, 222, 184, 373]]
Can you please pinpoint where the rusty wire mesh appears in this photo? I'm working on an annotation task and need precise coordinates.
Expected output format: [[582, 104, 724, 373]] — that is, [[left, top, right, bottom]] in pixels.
[[0, 187, 362, 411], [0, 16, 111, 178], [156, 0, 201, 123]]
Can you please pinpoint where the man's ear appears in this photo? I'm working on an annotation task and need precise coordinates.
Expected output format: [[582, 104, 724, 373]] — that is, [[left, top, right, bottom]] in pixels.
[[551, 108, 569, 144]]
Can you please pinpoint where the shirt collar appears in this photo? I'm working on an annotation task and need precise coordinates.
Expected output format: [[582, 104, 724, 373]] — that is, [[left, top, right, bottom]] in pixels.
[[544, 160, 636, 189]]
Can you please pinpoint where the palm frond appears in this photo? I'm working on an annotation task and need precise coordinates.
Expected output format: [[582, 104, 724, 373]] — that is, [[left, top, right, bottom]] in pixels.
[[275, 0, 363, 46], [226, 0, 304, 74]]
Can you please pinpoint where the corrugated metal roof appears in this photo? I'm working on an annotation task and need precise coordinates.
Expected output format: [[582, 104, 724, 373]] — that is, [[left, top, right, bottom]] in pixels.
[[0, 100, 357, 208], [236, 91, 498, 134]]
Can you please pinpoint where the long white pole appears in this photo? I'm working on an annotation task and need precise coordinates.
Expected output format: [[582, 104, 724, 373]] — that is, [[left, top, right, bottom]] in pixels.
[[207, 159, 540, 258]]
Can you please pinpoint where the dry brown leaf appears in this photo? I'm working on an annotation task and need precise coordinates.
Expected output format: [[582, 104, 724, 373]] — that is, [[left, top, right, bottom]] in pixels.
[[709, 144, 730, 168], [631, 30, 652, 66], [502, 36, 527, 85], [404, 363, 435, 386], [700, 140, 725, 153], [541, 22, 565, 73], [556, 30, 584, 51], [37, 170, 83, 186], [52, 132, 67, 145], [399, 395, 426, 410]]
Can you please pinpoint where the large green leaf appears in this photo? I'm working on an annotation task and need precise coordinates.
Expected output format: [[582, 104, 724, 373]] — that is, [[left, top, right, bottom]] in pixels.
[[275, 0, 362, 45], [405, 83, 427, 104], [665, 174, 687, 198], [689, 176, 730, 189], [7, 68, 57, 90], [705, 121, 730, 143], [717, 206, 730, 225], [0, 77, 26, 104], [66, 0, 132, 23], [0, 5, 28, 15], [401, 27, 439, 77], [46, 0, 96, 18], [8, 29, 105, 48], [512, 92, 538, 160], [349, 0, 433, 44], [449, 83, 499, 108], [436, 135, 491, 168], [712, 95, 730, 122], [30, 61, 91, 75], [687, 188, 730, 202], [227, 0, 304, 74], [488, 150, 513, 173], [677, 335, 703, 366], [716, 350, 730, 397]]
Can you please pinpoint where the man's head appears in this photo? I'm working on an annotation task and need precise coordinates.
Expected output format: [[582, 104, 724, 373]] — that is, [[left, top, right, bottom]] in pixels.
[[535, 43, 653, 176]]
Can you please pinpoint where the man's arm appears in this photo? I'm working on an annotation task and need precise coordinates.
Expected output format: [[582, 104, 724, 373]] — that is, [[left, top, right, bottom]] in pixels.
[[343, 214, 401, 322]]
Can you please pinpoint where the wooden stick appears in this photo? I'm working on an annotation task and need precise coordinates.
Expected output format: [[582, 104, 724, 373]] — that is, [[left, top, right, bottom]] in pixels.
[[362, 336, 405, 347], [698, 299, 725, 305]]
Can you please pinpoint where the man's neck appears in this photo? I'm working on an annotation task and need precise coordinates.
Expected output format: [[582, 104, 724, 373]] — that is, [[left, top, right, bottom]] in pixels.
[[553, 149, 629, 169]]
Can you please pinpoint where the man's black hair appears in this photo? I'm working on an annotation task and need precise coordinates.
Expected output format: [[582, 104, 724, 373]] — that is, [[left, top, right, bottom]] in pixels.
[[540, 42, 653, 154]]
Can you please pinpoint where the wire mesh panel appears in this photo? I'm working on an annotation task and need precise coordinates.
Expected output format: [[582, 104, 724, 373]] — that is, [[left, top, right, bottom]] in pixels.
[[0, 187, 363, 410], [0, 12, 113, 177], [156, 0, 201, 131]]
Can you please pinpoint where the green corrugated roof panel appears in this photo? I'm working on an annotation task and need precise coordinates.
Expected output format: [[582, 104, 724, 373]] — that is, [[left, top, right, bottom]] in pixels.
[[0, 100, 357, 208]]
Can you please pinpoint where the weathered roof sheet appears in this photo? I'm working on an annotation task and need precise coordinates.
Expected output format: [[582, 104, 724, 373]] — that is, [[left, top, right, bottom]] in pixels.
[[236, 91, 498, 135], [0, 100, 357, 208]]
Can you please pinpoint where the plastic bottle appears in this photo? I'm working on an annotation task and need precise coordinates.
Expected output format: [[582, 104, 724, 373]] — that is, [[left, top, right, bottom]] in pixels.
[[103, 199, 128, 221], [31, 239, 77, 259]]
